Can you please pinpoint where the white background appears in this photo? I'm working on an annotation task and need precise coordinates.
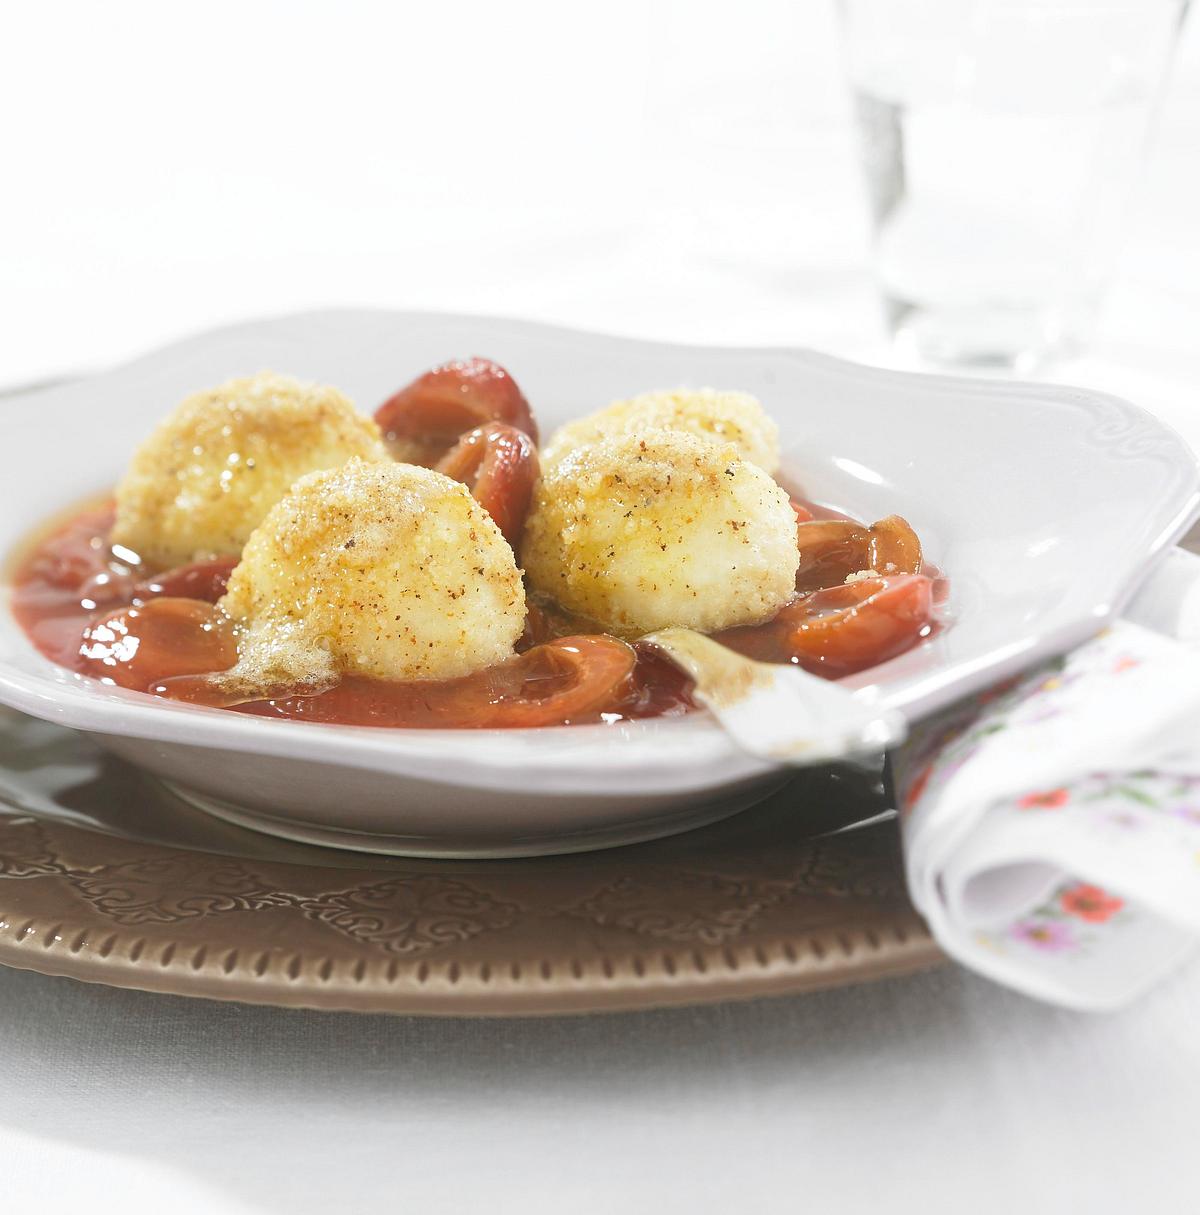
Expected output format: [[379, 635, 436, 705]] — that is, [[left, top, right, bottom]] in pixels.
[[2, 2, 1199, 1212]]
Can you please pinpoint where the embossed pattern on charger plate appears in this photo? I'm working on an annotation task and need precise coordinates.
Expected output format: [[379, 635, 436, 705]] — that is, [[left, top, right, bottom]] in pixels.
[[0, 709, 940, 1014]]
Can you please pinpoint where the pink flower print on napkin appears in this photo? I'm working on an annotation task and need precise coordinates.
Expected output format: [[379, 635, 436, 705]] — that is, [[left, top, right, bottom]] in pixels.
[[1011, 920, 1076, 952], [1059, 884, 1124, 924], [1018, 788, 1070, 810]]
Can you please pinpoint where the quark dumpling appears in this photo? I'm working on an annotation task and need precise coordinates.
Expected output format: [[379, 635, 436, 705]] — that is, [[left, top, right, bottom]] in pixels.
[[522, 430, 799, 637], [541, 388, 780, 474], [220, 458, 525, 690], [112, 372, 386, 568]]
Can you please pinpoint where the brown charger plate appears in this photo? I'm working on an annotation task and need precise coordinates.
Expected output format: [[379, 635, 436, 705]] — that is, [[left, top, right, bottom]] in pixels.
[[0, 708, 941, 1014]]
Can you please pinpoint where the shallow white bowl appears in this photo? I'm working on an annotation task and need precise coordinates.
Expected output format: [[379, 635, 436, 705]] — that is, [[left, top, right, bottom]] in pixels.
[[1, 310, 1196, 855]]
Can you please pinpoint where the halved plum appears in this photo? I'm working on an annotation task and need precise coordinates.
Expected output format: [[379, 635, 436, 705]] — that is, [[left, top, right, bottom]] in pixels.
[[794, 514, 923, 592], [375, 357, 538, 466], [221, 635, 638, 728], [716, 574, 934, 677], [77, 598, 238, 691], [436, 423, 539, 548]]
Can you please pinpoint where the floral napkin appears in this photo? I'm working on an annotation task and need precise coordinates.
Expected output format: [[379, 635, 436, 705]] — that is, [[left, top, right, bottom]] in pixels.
[[893, 546, 1200, 1010]]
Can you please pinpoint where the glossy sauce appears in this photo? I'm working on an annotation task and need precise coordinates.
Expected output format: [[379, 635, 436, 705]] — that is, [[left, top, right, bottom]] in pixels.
[[9, 498, 940, 729], [9, 503, 696, 728]]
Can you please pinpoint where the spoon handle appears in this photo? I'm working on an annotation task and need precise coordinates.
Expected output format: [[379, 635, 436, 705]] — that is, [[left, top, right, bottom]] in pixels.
[[641, 627, 907, 765]]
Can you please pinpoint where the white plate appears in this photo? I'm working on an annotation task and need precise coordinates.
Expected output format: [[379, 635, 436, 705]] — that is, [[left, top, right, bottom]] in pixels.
[[0, 310, 1196, 856]]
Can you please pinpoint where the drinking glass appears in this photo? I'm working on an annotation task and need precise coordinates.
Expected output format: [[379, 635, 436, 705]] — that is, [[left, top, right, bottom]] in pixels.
[[839, 0, 1189, 371]]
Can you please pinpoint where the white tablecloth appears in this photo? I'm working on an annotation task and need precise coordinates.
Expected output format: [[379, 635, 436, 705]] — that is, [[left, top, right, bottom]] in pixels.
[[2, 3, 1199, 1211]]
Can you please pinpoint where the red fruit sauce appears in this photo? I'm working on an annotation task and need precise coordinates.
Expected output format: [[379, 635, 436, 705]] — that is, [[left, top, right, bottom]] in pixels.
[[8, 498, 940, 729]]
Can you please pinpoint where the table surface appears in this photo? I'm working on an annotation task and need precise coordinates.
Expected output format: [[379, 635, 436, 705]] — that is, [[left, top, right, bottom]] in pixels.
[[2, 3, 1199, 1212]]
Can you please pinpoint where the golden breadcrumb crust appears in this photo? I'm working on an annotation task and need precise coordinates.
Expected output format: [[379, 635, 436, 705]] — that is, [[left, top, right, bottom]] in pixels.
[[521, 429, 798, 637], [221, 458, 525, 687], [541, 387, 780, 474], [112, 372, 386, 567]]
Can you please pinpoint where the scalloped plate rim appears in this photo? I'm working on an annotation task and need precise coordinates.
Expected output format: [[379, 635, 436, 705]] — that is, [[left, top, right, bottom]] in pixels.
[[0, 308, 1195, 828]]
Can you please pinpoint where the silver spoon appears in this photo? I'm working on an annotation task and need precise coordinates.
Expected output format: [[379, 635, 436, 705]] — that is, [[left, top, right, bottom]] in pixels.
[[640, 627, 907, 765]]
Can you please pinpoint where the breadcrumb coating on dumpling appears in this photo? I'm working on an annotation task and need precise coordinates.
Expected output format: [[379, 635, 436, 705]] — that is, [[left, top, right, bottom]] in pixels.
[[112, 371, 387, 568], [521, 429, 798, 637], [541, 387, 780, 474], [220, 458, 525, 688]]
